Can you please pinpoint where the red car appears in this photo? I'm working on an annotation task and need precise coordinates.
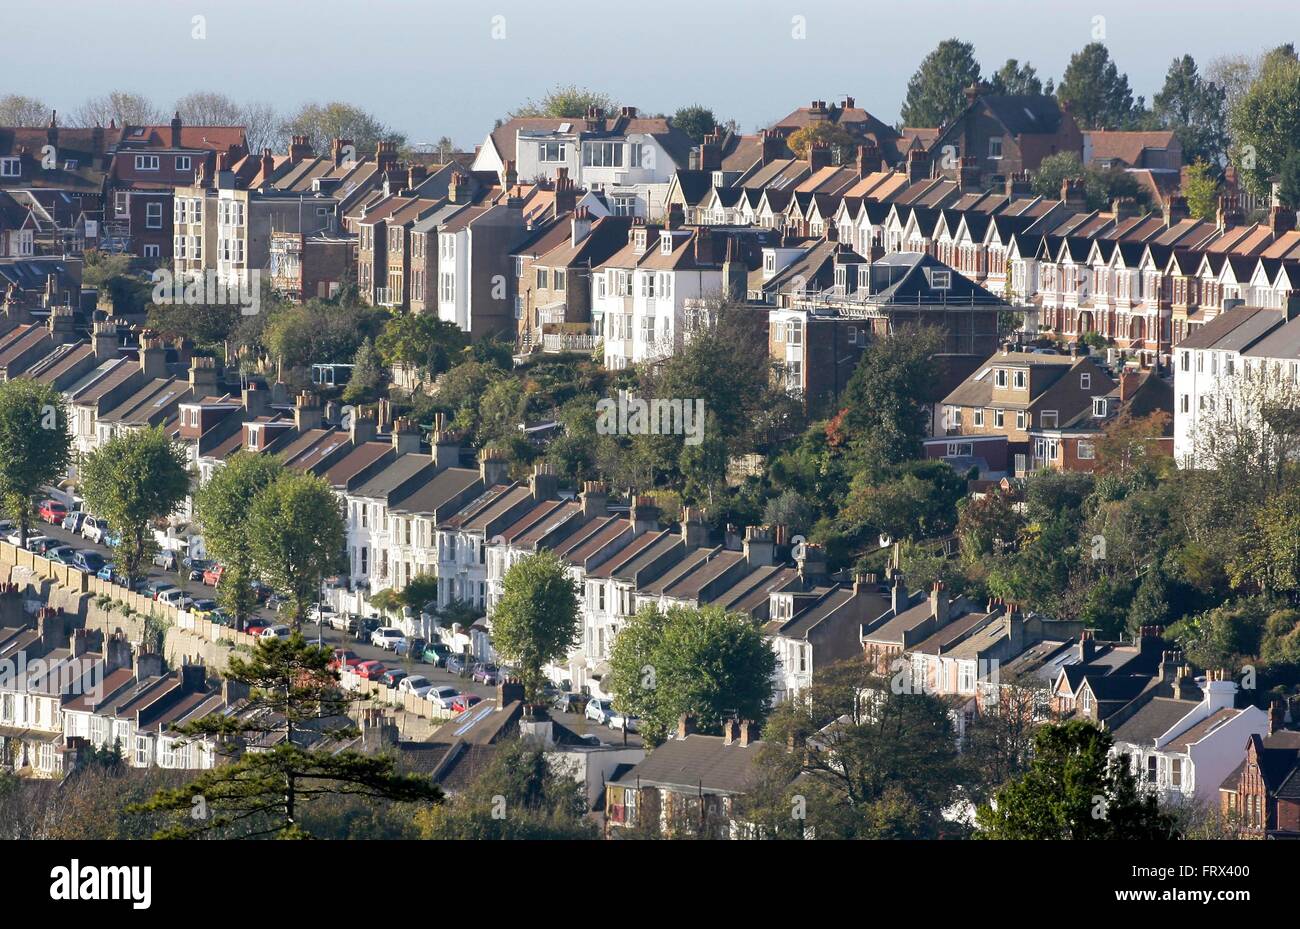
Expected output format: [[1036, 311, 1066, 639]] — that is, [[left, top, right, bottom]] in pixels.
[[355, 660, 387, 680], [38, 500, 68, 524], [451, 694, 483, 713], [203, 564, 224, 587], [328, 649, 364, 671], [243, 620, 270, 636]]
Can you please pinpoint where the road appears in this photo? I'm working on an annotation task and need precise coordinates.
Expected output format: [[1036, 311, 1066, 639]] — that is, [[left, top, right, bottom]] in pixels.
[[29, 512, 641, 747]]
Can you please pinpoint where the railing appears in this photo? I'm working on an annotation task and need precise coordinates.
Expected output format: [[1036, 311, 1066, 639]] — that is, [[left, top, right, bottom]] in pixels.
[[543, 332, 596, 353]]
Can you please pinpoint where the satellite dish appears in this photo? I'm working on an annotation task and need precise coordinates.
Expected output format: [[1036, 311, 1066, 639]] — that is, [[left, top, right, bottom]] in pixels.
[[878, 533, 893, 548]]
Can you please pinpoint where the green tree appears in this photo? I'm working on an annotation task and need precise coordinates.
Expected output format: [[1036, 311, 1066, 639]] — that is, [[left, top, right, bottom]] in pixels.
[[342, 338, 385, 405], [786, 122, 856, 159], [490, 550, 581, 704], [838, 326, 945, 475], [130, 634, 442, 838], [1031, 151, 1147, 210], [1229, 51, 1300, 197], [1181, 159, 1221, 220], [976, 720, 1180, 839], [0, 380, 71, 547], [762, 489, 815, 536], [1278, 149, 1300, 210], [1152, 55, 1229, 165], [988, 59, 1043, 96], [900, 39, 982, 127], [673, 104, 717, 143], [194, 451, 284, 627], [375, 313, 467, 391], [1128, 566, 1171, 634], [414, 739, 595, 840], [510, 84, 615, 120], [247, 471, 346, 628], [1229, 480, 1300, 598], [607, 604, 776, 747], [401, 573, 439, 613], [740, 660, 962, 839], [79, 427, 189, 583], [839, 459, 967, 546], [1057, 43, 1137, 130], [279, 101, 404, 152]]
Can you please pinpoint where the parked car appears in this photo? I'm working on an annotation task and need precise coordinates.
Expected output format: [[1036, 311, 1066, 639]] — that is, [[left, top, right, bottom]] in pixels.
[[451, 694, 482, 713], [202, 564, 224, 587], [398, 675, 435, 698], [62, 511, 86, 533], [380, 669, 409, 689], [80, 516, 110, 544], [152, 550, 179, 571], [189, 598, 218, 618], [328, 613, 359, 634], [209, 609, 232, 627], [158, 589, 195, 609], [184, 559, 210, 582], [585, 699, 616, 726], [37, 500, 68, 524], [354, 660, 387, 680], [609, 711, 639, 733], [307, 604, 336, 624], [552, 692, 586, 715], [370, 627, 407, 651], [394, 636, 425, 658], [45, 545, 77, 565], [243, 620, 270, 636], [329, 649, 364, 671], [471, 663, 501, 685], [25, 536, 53, 554], [421, 643, 450, 666], [427, 686, 461, 709], [145, 581, 177, 600], [353, 617, 382, 642], [445, 655, 469, 675], [95, 562, 116, 581], [72, 551, 106, 574], [259, 624, 291, 640]]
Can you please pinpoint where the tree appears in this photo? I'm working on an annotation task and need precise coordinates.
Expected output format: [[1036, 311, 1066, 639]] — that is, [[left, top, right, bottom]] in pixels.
[[1152, 55, 1229, 165], [1127, 566, 1171, 634], [130, 634, 442, 838], [79, 427, 188, 583], [1229, 52, 1300, 196], [673, 105, 717, 143], [1278, 149, 1300, 210], [413, 740, 595, 840], [342, 338, 385, 405], [194, 452, 284, 627], [1181, 159, 1221, 220], [607, 604, 776, 747], [172, 92, 281, 155], [0, 94, 48, 125], [957, 488, 1026, 563], [838, 325, 945, 475], [1229, 480, 1300, 599], [247, 471, 346, 628], [762, 489, 814, 535], [740, 660, 962, 839], [279, 101, 403, 154], [900, 39, 982, 127], [1031, 151, 1147, 210], [786, 122, 856, 159], [510, 84, 615, 120], [400, 572, 439, 613], [988, 59, 1043, 96], [490, 550, 581, 704], [976, 720, 1180, 839], [262, 299, 385, 374], [375, 312, 468, 391], [1057, 43, 1137, 130], [1095, 409, 1173, 476], [839, 459, 967, 546], [0, 380, 71, 547], [70, 91, 163, 128]]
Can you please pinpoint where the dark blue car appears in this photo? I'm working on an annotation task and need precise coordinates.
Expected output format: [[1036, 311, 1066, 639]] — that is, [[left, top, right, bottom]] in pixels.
[[445, 655, 469, 674]]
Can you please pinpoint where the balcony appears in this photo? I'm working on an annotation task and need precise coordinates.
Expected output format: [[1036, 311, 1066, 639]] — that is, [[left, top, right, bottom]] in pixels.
[[542, 332, 596, 353]]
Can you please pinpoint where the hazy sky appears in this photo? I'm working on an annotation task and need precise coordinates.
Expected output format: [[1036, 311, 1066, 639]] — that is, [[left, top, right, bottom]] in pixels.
[[8, 0, 1299, 147]]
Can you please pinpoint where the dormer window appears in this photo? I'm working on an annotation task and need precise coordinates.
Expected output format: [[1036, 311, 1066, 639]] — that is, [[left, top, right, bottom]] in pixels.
[[135, 154, 160, 171], [1093, 398, 1107, 418], [1080, 372, 1091, 390], [928, 268, 951, 289], [1013, 369, 1026, 389], [994, 368, 1008, 388], [764, 252, 776, 274], [660, 236, 673, 255]]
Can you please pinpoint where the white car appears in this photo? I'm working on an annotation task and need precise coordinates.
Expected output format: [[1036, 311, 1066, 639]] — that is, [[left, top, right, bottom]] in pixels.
[[609, 711, 640, 733], [259, 624, 292, 639], [397, 675, 435, 698], [81, 515, 109, 544], [157, 589, 194, 609], [370, 627, 407, 651], [427, 686, 461, 709], [586, 699, 615, 726]]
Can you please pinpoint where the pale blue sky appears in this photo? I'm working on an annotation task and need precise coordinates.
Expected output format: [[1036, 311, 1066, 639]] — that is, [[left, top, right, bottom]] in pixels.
[[8, 0, 1298, 147]]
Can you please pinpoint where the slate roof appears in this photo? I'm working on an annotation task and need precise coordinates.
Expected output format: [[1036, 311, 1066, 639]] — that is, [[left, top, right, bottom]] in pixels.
[[611, 733, 765, 794]]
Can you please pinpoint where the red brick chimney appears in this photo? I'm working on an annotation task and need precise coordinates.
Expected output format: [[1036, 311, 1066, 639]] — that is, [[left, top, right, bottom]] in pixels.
[[808, 141, 832, 171], [170, 112, 182, 148], [698, 131, 722, 172], [677, 714, 696, 739], [857, 142, 882, 177], [554, 166, 577, 214], [760, 129, 785, 165], [738, 720, 759, 747], [259, 148, 274, 182], [288, 135, 311, 163], [332, 137, 353, 166], [1270, 204, 1297, 236], [407, 164, 428, 189], [375, 141, 398, 175], [693, 228, 716, 266], [1119, 368, 1142, 403], [906, 147, 931, 183]]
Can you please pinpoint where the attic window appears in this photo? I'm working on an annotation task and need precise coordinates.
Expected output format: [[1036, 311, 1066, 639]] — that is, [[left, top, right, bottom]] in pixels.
[[661, 236, 673, 255], [928, 268, 951, 289], [1093, 398, 1107, 418]]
